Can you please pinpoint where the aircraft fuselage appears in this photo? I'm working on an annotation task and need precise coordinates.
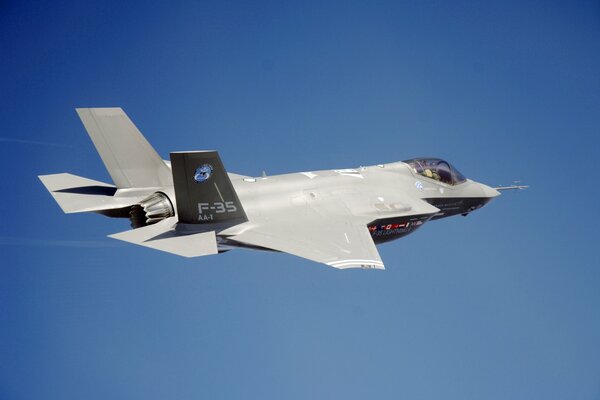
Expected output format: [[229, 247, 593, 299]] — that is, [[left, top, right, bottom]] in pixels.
[[227, 160, 500, 245]]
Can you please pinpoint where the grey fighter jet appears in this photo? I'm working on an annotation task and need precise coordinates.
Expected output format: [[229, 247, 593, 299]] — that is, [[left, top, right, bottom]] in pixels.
[[39, 108, 525, 270]]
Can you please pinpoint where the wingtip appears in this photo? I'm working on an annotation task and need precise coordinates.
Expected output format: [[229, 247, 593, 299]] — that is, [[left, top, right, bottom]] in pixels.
[[327, 259, 385, 270]]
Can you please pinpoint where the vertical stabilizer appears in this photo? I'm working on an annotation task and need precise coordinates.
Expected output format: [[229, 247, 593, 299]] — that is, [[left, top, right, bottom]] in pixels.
[[76, 108, 172, 188], [170, 151, 247, 224]]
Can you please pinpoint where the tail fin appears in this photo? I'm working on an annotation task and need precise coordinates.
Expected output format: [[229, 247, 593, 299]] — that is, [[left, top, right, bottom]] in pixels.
[[170, 151, 247, 225], [76, 108, 172, 189]]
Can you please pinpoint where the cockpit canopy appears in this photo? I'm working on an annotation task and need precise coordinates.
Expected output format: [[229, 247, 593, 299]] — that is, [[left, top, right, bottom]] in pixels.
[[403, 158, 467, 185]]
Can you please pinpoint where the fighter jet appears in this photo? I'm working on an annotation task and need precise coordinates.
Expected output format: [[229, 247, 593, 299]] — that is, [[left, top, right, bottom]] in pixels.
[[39, 108, 526, 270]]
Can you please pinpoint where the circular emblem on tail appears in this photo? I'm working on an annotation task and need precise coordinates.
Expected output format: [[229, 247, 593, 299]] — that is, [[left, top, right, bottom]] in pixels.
[[194, 164, 213, 183]]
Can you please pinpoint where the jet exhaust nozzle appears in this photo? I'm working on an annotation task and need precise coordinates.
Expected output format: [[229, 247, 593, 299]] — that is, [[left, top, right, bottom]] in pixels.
[[130, 192, 174, 228]]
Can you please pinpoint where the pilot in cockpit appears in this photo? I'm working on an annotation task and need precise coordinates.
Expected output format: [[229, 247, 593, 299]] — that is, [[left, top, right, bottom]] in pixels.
[[404, 158, 466, 186]]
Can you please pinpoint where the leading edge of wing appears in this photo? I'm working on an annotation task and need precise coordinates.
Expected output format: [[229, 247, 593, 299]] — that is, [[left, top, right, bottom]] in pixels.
[[229, 221, 384, 270]]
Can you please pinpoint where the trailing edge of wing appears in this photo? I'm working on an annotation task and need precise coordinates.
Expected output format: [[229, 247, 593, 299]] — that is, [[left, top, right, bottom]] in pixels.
[[108, 217, 218, 257], [230, 221, 384, 270]]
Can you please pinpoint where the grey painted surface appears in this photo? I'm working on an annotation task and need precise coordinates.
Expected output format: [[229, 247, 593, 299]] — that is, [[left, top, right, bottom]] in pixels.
[[40, 108, 503, 270]]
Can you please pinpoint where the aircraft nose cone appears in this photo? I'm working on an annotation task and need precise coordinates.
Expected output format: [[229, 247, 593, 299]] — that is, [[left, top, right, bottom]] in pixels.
[[481, 184, 501, 198]]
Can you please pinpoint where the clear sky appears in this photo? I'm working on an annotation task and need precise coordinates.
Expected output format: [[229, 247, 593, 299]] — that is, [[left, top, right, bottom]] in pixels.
[[1, 1, 599, 399]]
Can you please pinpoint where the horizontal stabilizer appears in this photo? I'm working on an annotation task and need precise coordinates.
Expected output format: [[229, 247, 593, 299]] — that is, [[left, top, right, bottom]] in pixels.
[[109, 217, 218, 257], [39, 173, 140, 213]]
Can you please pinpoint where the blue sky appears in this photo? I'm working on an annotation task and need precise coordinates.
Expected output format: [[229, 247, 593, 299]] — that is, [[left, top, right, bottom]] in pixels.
[[1, 1, 600, 398]]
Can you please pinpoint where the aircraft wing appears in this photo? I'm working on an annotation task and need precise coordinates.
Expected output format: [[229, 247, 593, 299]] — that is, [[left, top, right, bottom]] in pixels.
[[228, 189, 440, 270], [230, 220, 384, 270]]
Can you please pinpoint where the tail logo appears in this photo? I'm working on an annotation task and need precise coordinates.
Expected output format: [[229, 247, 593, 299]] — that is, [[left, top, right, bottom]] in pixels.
[[193, 164, 213, 183]]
